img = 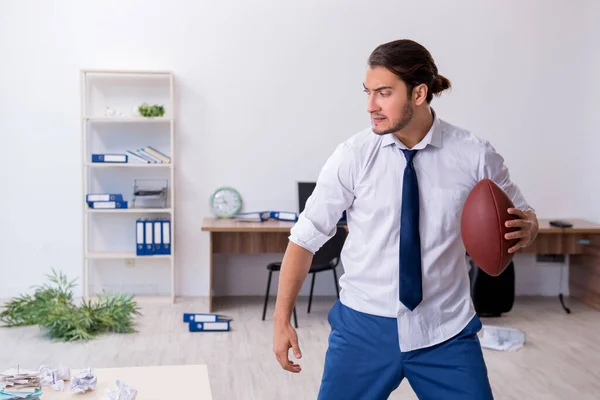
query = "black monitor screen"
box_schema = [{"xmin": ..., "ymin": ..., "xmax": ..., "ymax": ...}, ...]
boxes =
[
  {"xmin": 297, "ymin": 181, "xmax": 316, "ymax": 214},
  {"xmin": 297, "ymin": 181, "xmax": 347, "ymax": 222}
]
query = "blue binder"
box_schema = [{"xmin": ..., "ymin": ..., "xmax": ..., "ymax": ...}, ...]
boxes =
[
  {"xmin": 144, "ymin": 220, "xmax": 154, "ymax": 255},
  {"xmin": 183, "ymin": 313, "xmax": 232, "ymax": 323},
  {"xmin": 136, "ymin": 220, "xmax": 145, "ymax": 256},
  {"xmin": 270, "ymin": 211, "xmax": 298, "ymax": 222},
  {"xmin": 86, "ymin": 193, "xmax": 123, "ymax": 204},
  {"xmin": 162, "ymin": 220, "xmax": 171, "ymax": 255},
  {"xmin": 188, "ymin": 320, "xmax": 231, "ymax": 332},
  {"xmin": 232, "ymin": 211, "xmax": 271, "ymax": 222},
  {"xmin": 91, "ymin": 154, "xmax": 127, "ymax": 163},
  {"xmin": 153, "ymin": 220, "xmax": 162, "ymax": 254},
  {"xmin": 89, "ymin": 200, "xmax": 128, "ymax": 209}
]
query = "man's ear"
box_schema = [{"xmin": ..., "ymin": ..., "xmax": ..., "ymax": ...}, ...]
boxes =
[{"xmin": 413, "ymin": 83, "xmax": 428, "ymax": 106}]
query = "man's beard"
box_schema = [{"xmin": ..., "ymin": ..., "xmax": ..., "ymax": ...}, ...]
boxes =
[{"xmin": 372, "ymin": 102, "xmax": 413, "ymax": 135}]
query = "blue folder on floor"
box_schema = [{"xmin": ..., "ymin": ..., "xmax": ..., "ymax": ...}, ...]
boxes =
[
  {"xmin": 183, "ymin": 313, "xmax": 232, "ymax": 323},
  {"xmin": 188, "ymin": 320, "xmax": 231, "ymax": 332}
]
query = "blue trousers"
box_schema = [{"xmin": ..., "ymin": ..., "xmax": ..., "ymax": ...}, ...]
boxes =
[{"xmin": 317, "ymin": 300, "xmax": 494, "ymax": 400}]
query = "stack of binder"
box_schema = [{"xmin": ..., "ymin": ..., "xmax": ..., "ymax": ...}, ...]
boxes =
[
  {"xmin": 136, "ymin": 218, "xmax": 171, "ymax": 256},
  {"xmin": 126, "ymin": 146, "xmax": 171, "ymax": 164},
  {"xmin": 86, "ymin": 193, "xmax": 128, "ymax": 209},
  {"xmin": 233, "ymin": 211, "xmax": 298, "ymax": 222},
  {"xmin": 92, "ymin": 146, "xmax": 171, "ymax": 164},
  {"xmin": 183, "ymin": 313, "xmax": 231, "ymax": 332}
]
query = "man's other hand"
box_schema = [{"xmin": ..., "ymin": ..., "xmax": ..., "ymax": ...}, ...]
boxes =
[
  {"xmin": 504, "ymin": 208, "xmax": 539, "ymax": 253},
  {"xmin": 273, "ymin": 319, "xmax": 302, "ymax": 373}
]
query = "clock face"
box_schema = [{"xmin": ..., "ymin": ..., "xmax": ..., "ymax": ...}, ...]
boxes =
[{"xmin": 210, "ymin": 187, "xmax": 242, "ymax": 218}]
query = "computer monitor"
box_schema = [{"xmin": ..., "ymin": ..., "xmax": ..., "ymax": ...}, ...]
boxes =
[
  {"xmin": 297, "ymin": 181, "xmax": 316, "ymax": 214},
  {"xmin": 297, "ymin": 181, "xmax": 347, "ymax": 223}
]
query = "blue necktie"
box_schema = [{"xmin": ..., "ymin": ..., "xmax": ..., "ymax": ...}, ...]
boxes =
[{"xmin": 399, "ymin": 149, "xmax": 422, "ymax": 311}]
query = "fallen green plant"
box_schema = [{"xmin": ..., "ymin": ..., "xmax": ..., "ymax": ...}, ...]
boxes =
[{"xmin": 0, "ymin": 269, "xmax": 141, "ymax": 342}]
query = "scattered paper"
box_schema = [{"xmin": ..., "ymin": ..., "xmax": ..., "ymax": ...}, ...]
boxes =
[
  {"xmin": 480, "ymin": 325, "xmax": 525, "ymax": 351},
  {"xmin": 69, "ymin": 367, "xmax": 97, "ymax": 394},
  {"xmin": 0, "ymin": 367, "xmax": 42, "ymax": 398},
  {"xmin": 105, "ymin": 380, "xmax": 138, "ymax": 400},
  {"xmin": 39, "ymin": 364, "xmax": 70, "ymax": 391}
]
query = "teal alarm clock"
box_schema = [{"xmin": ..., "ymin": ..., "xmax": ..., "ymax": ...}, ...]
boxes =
[{"xmin": 210, "ymin": 186, "xmax": 242, "ymax": 218}]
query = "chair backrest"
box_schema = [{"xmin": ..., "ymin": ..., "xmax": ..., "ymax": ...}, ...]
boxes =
[{"xmin": 312, "ymin": 225, "xmax": 348, "ymax": 266}]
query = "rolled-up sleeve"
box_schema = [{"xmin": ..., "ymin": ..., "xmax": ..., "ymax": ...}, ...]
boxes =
[
  {"xmin": 478, "ymin": 140, "xmax": 534, "ymax": 213},
  {"xmin": 289, "ymin": 142, "xmax": 357, "ymax": 254}
]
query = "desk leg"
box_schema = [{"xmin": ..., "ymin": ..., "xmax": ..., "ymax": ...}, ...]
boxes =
[{"xmin": 558, "ymin": 256, "xmax": 571, "ymax": 313}]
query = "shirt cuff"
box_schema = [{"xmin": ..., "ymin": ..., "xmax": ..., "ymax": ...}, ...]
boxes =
[{"xmin": 288, "ymin": 214, "xmax": 335, "ymax": 254}]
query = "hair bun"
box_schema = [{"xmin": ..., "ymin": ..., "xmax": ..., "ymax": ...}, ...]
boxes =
[{"xmin": 432, "ymin": 74, "xmax": 451, "ymax": 94}]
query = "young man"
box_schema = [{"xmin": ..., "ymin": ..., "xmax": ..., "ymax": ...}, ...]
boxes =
[{"xmin": 272, "ymin": 39, "xmax": 538, "ymax": 399}]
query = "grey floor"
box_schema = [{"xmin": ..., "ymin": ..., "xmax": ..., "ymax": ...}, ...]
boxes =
[{"xmin": 1, "ymin": 296, "xmax": 599, "ymax": 400}]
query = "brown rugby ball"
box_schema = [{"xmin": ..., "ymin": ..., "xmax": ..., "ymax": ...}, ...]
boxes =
[{"xmin": 461, "ymin": 179, "xmax": 520, "ymax": 276}]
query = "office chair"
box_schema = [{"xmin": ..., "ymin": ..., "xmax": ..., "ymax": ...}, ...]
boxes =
[{"xmin": 261, "ymin": 224, "xmax": 348, "ymax": 328}]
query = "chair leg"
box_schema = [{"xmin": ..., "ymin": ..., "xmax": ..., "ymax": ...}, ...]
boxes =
[
  {"xmin": 332, "ymin": 268, "xmax": 340, "ymax": 299},
  {"xmin": 292, "ymin": 305, "xmax": 298, "ymax": 329},
  {"xmin": 307, "ymin": 272, "xmax": 316, "ymax": 313},
  {"xmin": 262, "ymin": 270, "xmax": 273, "ymax": 321}
]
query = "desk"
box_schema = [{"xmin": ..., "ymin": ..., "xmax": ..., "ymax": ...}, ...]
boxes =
[
  {"xmin": 42, "ymin": 365, "xmax": 212, "ymax": 399},
  {"xmin": 201, "ymin": 218, "xmax": 600, "ymax": 312}
]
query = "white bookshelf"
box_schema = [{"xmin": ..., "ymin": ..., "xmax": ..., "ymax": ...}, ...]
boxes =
[{"xmin": 81, "ymin": 69, "xmax": 176, "ymax": 303}]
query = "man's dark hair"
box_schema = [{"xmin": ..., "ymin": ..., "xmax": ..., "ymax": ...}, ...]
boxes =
[{"xmin": 368, "ymin": 39, "xmax": 451, "ymax": 103}]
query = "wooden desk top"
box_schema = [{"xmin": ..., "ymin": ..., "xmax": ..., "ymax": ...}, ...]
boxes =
[
  {"xmin": 536, "ymin": 219, "xmax": 600, "ymax": 234},
  {"xmin": 42, "ymin": 365, "xmax": 212, "ymax": 399},
  {"xmin": 201, "ymin": 217, "xmax": 295, "ymax": 232},
  {"xmin": 201, "ymin": 217, "xmax": 600, "ymax": 234}
]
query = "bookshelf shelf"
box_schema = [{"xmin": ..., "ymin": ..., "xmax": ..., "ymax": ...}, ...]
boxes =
[
  {"xmin": 81, "ymin": 69, "xmax": 176, "ymax": 303},
  {"xmin": 86, "ymin": 163, "xmax": 172, "ymax": 168},
  {"xmin": 86, "ymin": 252, "xmax": 173, "ymax": 260},
  {"xmin": 87, "ymin": 208, "xmax": 173, "ymax": 214},
  {"xmin": 81, "ymin": 69, "xmax": 172, "ymax": 76},
  {"xmin": 83, "ymin": 117, "xmax": 173, "ymax": 123}
]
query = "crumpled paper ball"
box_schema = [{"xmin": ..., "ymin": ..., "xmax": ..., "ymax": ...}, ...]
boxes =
[
  {"xmin": 70, "ymin": 367, "xmax": 97, "ymax": 393},
  {"xmin": 39, "ymin": 364, "xmax": 71, "ymax": 391},
  {"xmin": 105, "ymin": 380, "xmax": 138, "ymax": 400}
]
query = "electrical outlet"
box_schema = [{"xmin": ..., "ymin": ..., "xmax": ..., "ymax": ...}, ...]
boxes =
[{"xmin": 125, "ymin": 259, "xmax": 135, "ymax": 267}]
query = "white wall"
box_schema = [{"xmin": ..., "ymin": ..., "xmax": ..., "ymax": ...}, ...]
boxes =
[{"xmin": 0, "ymin": 0, "xmax": 598, "ymax": 300}]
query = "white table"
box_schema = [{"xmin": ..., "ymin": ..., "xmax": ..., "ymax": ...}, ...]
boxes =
[{"xmin": 41, "ymin": 364, "xmax": 212, "ymax": 399}]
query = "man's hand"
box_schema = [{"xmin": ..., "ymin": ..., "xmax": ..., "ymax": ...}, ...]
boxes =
[
  {"xmin": 504, "ymin": 208, "xmax": 539, "ymax": 253},
  {"xmin": 273, "ymin": 319, "xmax": 302, "ymax": 373},
  {"xmin": 272, "ymin": 241, "xmax": 312, "ymax": 373}
]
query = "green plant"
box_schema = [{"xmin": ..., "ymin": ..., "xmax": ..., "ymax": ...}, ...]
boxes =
[
  {"xmin": 138, "ymin": 103, "xmax": 165, "ymax": 118},
  {"xmin": 0, "ymin": 269, "xmax": 141, "ymax": 342}
]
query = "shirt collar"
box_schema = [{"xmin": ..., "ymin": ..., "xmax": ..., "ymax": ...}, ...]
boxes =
[{"xmin": 380, "ymin": 108, "xmax": 443, "ymax": 150}]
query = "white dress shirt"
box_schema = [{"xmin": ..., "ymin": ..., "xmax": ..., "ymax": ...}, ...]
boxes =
[{"xmin": 289, "ymin": 110, "xmax": 533, "ymax": 352}]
